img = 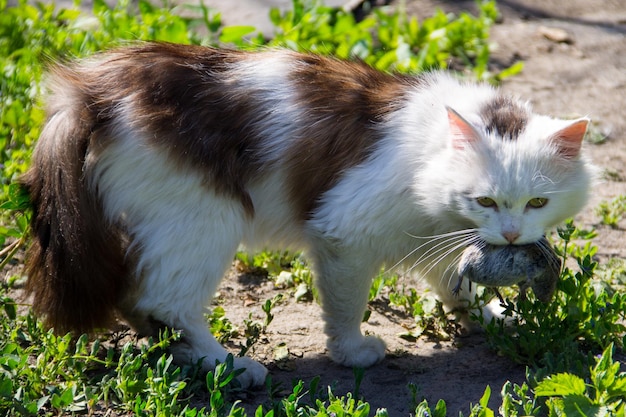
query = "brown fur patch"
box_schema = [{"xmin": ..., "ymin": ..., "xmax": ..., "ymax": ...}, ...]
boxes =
[
  {"xmin": 75, "ymin": 43, "xmax": 267, "ymax": 215},
  {"xmin": 285, "ymin": 54, "xmax": 414, "ymax": 220},
  {"xmin": 480, "ymin": 95, "xmax": 530, "ymax": 140}
]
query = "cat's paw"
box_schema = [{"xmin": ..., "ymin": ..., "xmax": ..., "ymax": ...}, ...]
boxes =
[
  {"xmin": 169, "ymin": 339, "xmax": 267, "ymax": 388},
  {"xmin": 459, "ymin": 298, "xmax": 513, "ymax": 333},
  {"xmin": 327, "ymin": 334, "xmax": 386, "ymax": 368},
  {"xmin": 233, "ymin": 356, "xmax": 268, "ymax": 388},
  {"xmin": 481, "ymin": 298, "xmax": 514, "ymax": 326}
]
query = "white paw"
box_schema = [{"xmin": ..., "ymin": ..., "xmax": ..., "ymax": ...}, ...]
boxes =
[
  {"xmin": 169, "ymin": 340, "xmax": 268, "ymax": 388},
  {"xmin": 481, "ymin": 298, "xmax": 513, "ymax": 324},
  {"xmin": 233, "ymin": 356, "xmax": 268, "ymax": 388},
  {"xmin": 328, "ymin": 334, "xmax": 386, "ymax": 368},
  {"xmin": 461, "ymin": 298, "xmax": 513, "ymax": 330}
]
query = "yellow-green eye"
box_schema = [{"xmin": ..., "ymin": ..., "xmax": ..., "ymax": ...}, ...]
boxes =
[
  {"xmin": 527, "ymin": 197, "xmax": 548, "ymax": 208},
  {"xmin": 476, "ymin": 197, "xmax": 497, "ymax": 208}
]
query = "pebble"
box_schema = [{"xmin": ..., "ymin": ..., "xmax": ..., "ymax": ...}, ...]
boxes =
[{"xmin": 538, "ymin": 26, "xmax": 574, "ymax": 44}]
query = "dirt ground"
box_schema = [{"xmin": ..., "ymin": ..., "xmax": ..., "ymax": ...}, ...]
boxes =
[
  {"xmin": 194, "ymin": 0, "xmax": 626, "ymax": 415},
  {"xmin": 12, "ymin": 0, "xmax": 626, "ymax": 415}
]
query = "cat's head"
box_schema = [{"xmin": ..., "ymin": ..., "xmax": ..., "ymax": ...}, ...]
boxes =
[{"xmin": 433, "ymin": 98, "xmax": 595, "ymax": 246}]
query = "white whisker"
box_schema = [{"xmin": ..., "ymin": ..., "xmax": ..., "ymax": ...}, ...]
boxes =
[
  {"xmin": 411, "ymin": 233, "xmax": 481, "ymax": 278},
  {"xmin": 442, "ymin": 250, "xmax": 465, "ymax": 290},
  {"xmin": 535, "ymin": 239, "xmax": 561, "ymax": 273},
  {"xmin": 384, "ymin": 228, "xmax": 477, "ymax": 273},
  {"xmin": 403, "ymin": 228, "xmax": 478, "ymax": 240},
  {"xmin": 406, "ymin": 233, "xmax": 472, "ymax": 274}
]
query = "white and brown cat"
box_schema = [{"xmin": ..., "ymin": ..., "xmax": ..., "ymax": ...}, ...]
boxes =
[{"xmin": 23, "ymin": 42, "xmax": 594, "ymax": 387}]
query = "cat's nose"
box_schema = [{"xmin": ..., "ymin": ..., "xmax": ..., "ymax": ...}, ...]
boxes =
[{"xmin": 502, "ymin": 231, "xmax": 520, "ymax": 243}]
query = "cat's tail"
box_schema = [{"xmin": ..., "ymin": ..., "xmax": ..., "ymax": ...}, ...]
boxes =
[{"xmin": 21, "ymin": 66, "xmax": 127, "ymax": 335}]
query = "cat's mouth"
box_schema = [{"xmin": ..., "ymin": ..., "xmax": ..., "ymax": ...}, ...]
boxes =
[{"xmin": 454, "ymin": 237, "xmax": 560, "ymax": 302}]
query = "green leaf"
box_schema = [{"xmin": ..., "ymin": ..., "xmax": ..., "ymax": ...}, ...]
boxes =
[
  {"xmin": 496, "ymin": 60, "xmax": 524, "ymax": 80},
  {"xmin": 535, "ymin": 373, "xmax": 587, "ymax": 397},
  {"xmin": 433, "ymin": 399, "xmax": 447, "ymax": 417},
  {"xmin": 0, "ymin": 375, "xmax": 13, "ymax": 397},
  {"xmin": 561, "ymin": 396, "xmax": 601, "ymax": 416},
  {"xmin": 480, "ymin": 385, "xmax": 491, "ymax": 407},
  {"xmin": 3, "ymin": 297, "xmax": 16, "ymax": 320},
  {"xmin": 219, "ymin": 25, "xmax": 257, "ymax": 43}
]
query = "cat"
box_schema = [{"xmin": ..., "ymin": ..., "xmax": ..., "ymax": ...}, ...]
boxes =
[{"xmin": 22, "ymin": 42, "xmax": 595, "ymax": 388}]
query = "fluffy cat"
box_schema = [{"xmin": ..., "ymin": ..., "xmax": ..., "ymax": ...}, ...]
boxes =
[{"xmin": 23, "ymin": 42, "xmax": 594, "ymax": 388}]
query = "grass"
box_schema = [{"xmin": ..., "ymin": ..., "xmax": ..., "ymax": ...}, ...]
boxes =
[
  {"xmin": 0, "ymin": 0, "xmax": 624, "ymax": 415},
  {"xmin": 596, "ymin": 195, "xmax": 626, "ymax": 228}
]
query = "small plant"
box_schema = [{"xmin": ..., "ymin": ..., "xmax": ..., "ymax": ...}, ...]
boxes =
[
  {"xmin": 596, "ymin": 194, "xmax": 626, "ymax": 228},
  {"xmin": 387, "ymin": 284, "xmax": 455, "ymax": 341},
  {"xmin": 208, "ymin": 306, "xmax": 239, "ymax": 344},
  {"xmin": 228, "ymin": 296, "xmax": 280, "ymax": 357},
  {"xmin": 236, "ymin": 250, "xmax": 296, "ymax": 278},
  {"xmin": 499, "ymin": 380, "xmax": 541, "ymax": 417},
  {"xmin": 205, "ymin": 354, "xmax": 246, "ymax": 417},
  {"xmin": 535, "ymin": 343, "xmax": 626, "ymax": 416},
  {"xmin": 237, "ymin": 251, "xmax": 316, "ymax": 301}
]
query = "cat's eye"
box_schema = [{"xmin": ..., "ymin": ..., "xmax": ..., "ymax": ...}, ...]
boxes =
[
  {"xmin": 476, "ymin": 197, "xmax": 497, "ymax": 208},
  {"xmin": 527, "ymin": 197, "xmax": 549, "ymax": 209}
]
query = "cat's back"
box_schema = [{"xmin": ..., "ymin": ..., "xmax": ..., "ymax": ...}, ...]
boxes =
[{"xmin": 44, "ymin": 44, "xmax": 433, "ymax": 228}]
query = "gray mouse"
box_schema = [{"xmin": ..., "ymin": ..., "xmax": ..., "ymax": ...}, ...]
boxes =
[{"xmin": 454, "ymin": 238, "xmax": 561, "ymax": 302}]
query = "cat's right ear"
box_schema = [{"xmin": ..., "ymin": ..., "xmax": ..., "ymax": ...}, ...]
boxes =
[
  {"xmin": 447, "ymin": 107, "xmax": 481, "ymax": 150},
  {"xmin": 549, "ymin": 118, "xmax": 589, "ymax": 159}
]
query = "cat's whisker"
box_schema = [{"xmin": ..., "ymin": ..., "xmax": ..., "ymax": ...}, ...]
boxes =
[
  {"xmin": 542, "ymin": 187, "xmax": 579, "ymax": 196},
  {"xmin": 406, "ymin": 232, "xmax": 476, "ymax": 274},
  {"xmin": 418, "ymin": 238, "xmax": 476, "ymax": 280},
  {"xmin": 403, "ymin": 228, "xmax": 479, "ymax": 240},
  {"xmin": 384, "ymin": 229, "xmax": 477, "ymax": 274},
  {"xmin": 534, "ymin": 239, "xmax": 562, "ymax": 273},
  {"xmin": 442, "ymin": 251, "xmax": 465, "ymax": 290},
  {"xmin": 410, "ymin": 233, "xmax": 481, "ymax": 278}
]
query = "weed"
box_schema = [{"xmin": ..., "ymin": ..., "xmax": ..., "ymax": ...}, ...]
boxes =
[
  {"xmin": 205, "ymin": 354, "xmax": 246, "ymax": 417},
  {"xmin": 387, "ymin": 284, "xmax": 455, "ymax": 341},
  {"xmin": 535, "ymin": 343, "xmax": 626, "ymax": 415},
  {"xmin": 596, "ymin": 194, "xmax": 626, "ymax": 228},
  {"xmin": 208, "ymin": 306, "xmax": 239, "ymax": 344},
  {"xmin": 499, "ymin": 380, "xmax": 540, "ymax": 416}
]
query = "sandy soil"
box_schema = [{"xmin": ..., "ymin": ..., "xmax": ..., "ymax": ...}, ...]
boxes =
[{"xmin": 194, "ymin": 0, "xmax": 626, "ymax": 415}]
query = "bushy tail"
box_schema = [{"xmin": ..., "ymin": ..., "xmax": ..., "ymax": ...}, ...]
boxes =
[{"xmin": 22, "ymin": 69, "xmax": 127, "ymax": 334}]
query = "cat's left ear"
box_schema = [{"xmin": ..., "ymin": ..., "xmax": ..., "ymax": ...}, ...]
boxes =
[
  {"xmin": 549, "ymin": 118, "xmax": 589, "ymax": 159},
  {"xmin": 447, "ymin": 107, "xmax": 481, "ymax": 150}
]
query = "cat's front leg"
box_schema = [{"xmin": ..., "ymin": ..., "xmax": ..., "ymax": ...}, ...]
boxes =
[{"xmin": 311, "ymin": 247, "xmax": 386, "ymax": 367}]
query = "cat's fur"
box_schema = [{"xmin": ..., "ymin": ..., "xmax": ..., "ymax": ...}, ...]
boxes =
[{"xmin": 23, "ymin": 42, "xmax": 594, "ymax": 387}]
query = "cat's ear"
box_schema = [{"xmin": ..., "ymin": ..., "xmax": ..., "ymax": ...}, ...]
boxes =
[
  {"xmin": 447, "ymin": 107, "xmax": 481, "ymax": 150},
  {"xmin": 549, "ymin": 118, "xmax": 589, "ymax": 159}
]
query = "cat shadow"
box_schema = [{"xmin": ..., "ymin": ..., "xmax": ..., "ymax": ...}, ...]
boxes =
[{"xmin": 225, "ymin": 332, "xmax": 525, "ymax": 416}]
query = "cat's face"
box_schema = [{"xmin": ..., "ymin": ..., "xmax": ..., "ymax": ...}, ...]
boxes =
[{"xmin": 444, "ymin": 108, "xmax": 593, "ymax": 246}]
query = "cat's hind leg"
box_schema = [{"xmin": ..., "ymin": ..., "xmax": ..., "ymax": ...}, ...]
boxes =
[
  {"xmin": 122, "ymin": 194, "xmax": 267, "ymax": 388},
  {"xmin": 92, "ymin": 139, "xmax": 267, "ymax": 388}
]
